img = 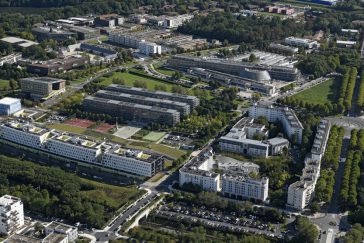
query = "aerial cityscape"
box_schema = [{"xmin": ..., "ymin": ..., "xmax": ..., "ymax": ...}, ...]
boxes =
[{"xmin": 0, "ymin": 0, "xmax": 363, "ymax": 242}]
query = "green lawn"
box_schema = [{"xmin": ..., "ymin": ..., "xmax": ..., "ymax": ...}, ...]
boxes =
[
  {"xmin": 143, "ymin": 132, "xmax": 166, "ymax": 142},
  {"xmin": 291, "ymin": 79, "xmax": 338, "ymax": 105},
  {"xmin": 155, "ymin": 67, "xmax": 176, "ymax": 76},
  {"xmin": 99, "ymin": 71, "xmax": 176, "ymax": 91},
  {"xmin": 0, "ymin": 79, "xmax": 9, "ymax": 90},
  {"xmin": 80, "ymin": 178, "xmax": 143, "ymax": 208},
  {"xmin": 150, "ymin": 144, "xmax": 186, "ymax": 159}
]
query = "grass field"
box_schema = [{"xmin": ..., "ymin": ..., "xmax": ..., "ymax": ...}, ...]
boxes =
[
  {"xmin": 99, "ymin": 71, "xmax": 176, "ymax": 91},
  {"xmin": 0, "ymin": 79, "xmax": 9, "ymax": 90},
  {"xmin": 80, "ymin": 178, "xmax": 143, "ymax": 208},
  {"xmin": 143, "ymin": 132, "xmax": 166, "ymax": 142},
  {"xmin": 291, "ymin": 79, "xmax": 338, "ymax": 105},
  {"xmin": 155, "ymin": 67, "xmax": 176, "ymax": 76}
]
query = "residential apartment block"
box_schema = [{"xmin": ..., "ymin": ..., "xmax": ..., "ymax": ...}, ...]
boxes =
[
  {"xmin": 286, "ymin": 119, "xmax": 330, "ymax": 210},
  {"xmin": 219, "ymin": 117, "xmax": 289, "ymax": 158},
  {"xmin": 0, "ymin": 195, "xmax": 24, "ymax": 236},
  {"xmin": 179, "ymin": 148, "xmax": 269, "ymax": 202},
  {"xmin": 0, "ymin": 121, "xmax": 164, "ymax": 177},
  {"xmin": 248, "ymin": 103, "xmax": 303, "ymax": 144},
  {"xmin": 163, "ymin": 14, "xmax": 194, "ymax": 28},
  {"xmin": 109, "ymin": 32, "xmax": 162, "ymax": 55},
  {"xmin": 20, "ymin": 77, "xmax": 66, "ymax": 101}
]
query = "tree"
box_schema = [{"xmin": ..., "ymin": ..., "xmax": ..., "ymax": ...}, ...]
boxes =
[
  {"xmin": 292, "ymin": 216, "xmax": 319, "ymax": 243},
  {"xmin": 249, "ymin": 53, "xmax": 258, "ymax": 62},
  {"xmin": 133, "ymin": 80, "xmax": 147, "ymax": 89}
]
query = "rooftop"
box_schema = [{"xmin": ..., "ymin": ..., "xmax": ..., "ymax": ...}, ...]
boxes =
[
  {"xmin": 4, "ymin": 234, "xmax": 41, "ymax": 243},
  {"xmin": 1, "ymin": 36, "xmax": 38, "ymax": 48},
  {"xmin": 0, "ymin": 97, "xmax": 21, "ymax": 105},
  {"xmin": 43, "ymin": 232, "xmax": 68, "ymax": 243},
  {"xmin": 46, "ymin": 221, "xmax": 76, "ymax": 232},
  {"xmin": 111, "ymin": 147, "xmax": 160, "ymax": 163},
  {"xmin": 0, "ymin": 195, "xmax": 21, "ymax": 206},
  {"xmin": 20, "ymin": 77, "xmax": 65, "ymax": 84}
]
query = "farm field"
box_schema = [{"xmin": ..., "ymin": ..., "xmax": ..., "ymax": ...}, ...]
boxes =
[{"xmin": 291, "ymin": 79, "xmax": 338, "ymax": 105}]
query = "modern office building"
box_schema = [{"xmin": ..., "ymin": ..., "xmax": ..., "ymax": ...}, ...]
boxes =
[
  {"xmin": 67, "ymin": 25, "xmax": 100, "ymax": 40},
  {"xmin": 45, "ymin": 221, "xmax": 78, "ymax": 242},
  {"xmin": 32, "ymin": 24, "xmax": 78, "ymax": 41},
  {"xmin": 249, "ymin": 103, "xmax": 303, "ymax": 144},
  {"xmin": 0, "ymin": 98, "xmax": 22, "ymax": 116},
  {"xmin": 27, "ymin": 56, "xmax": 89, "ymax": 75},
  {"xmin": 20, "ymin": 77, "xmax": 66, "ymax": 100},
  {"xmin": 105, "ymin": 84, "xmax": 200, "ymax": 109},
  {"xmin": 138, "ymin": 41, "xmax": 162, "ymax": 55},
  {"xmin": 221, "ymin": 174, "xmax": 269, "ymax": 202},
  {"xmin": 179, "ymin": 148, "xmax": 269, "ymax": 201},
  {"xmin": 0, "ymin": 53, "xmax": 22, "ymax": 67},
  {"xmin": 286, "ymin": 119, "xmax": 330, "ymax": 210},
  {"xmin": 108, "ymin": 32, "xmax": 162, "ymax": 56},
  {"xmin": 94, "ymin": 14, "xmax": 124, "ymax": 27},
  {"xmin": 80, "ymin": 43, "xmax": 118, "ymax": 61},
  {"xmin": 219, "ymin": 117, "xmax": 289, "ymax": 158},
  {"xmin": 95, "ymin": 90, "xmax": 191, "ymax": 116},
  {"xmin": 83, "ymin": 96, "xmax": 180, "ymax": 126},
  {"xmin": 269, "ymin": 43, "xmax": 299, "ymax": 56},
  {"xmin": 163, "ymin": 14, "xmax": 194, "ymax": 29},
  {"xmin": 284, "ymin": 37, "xmax": 319, "ymax": 49},
  {"xmin": 0, "ymin": 195, "xmax": 24, "ymax": 236},
  {"xmin": 0, "ymin": 120, "xmax": 164, "ymax": 177},
  {"xmin": 167, "ymin": 55, "xmax": 299, "ymax": 81},
  {"xmin": 101, "ymin": 148, "xmax": 164, "ymax": 177}
]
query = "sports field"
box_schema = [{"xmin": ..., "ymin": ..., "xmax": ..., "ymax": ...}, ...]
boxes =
[
  {"xmin": 291, "ymin": 79, "xmax": 338, "ymax": 105},
  {"xmin": 143, "ymin": 132, "xmax": 166, "ymax": 142}
]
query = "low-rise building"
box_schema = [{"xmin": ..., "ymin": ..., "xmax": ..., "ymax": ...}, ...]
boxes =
[
  {"xmin": 269, "ymin": 43, "xmax": 299, "ymax": 56},
  {"xmin": 285, "ymin": 37, "xmax": 319, "ymax": 49},
  {"xmin": 27, "ymin": 56, "xmax": 89, "ymax": 76},
  {"xmin": 45, "ymin": 221, "xmax": 78, "ymax": 242},
  {"xmin": 0, "ymin": 195, "xmax": 24, "ymax": 236},
  {"xmin": 32, "ymin": 24, "xmax": 78, "ymax": 41},
  {"xmin": 79, "ymin": 43, "xmax": 118, "ymax": 61},
  {"xmin": 0, "ymin": 37, "xmax": 38, "ymax": 48},
  {"xmin": 138, "ymin": 41, "xmax": 162, "ymax": 55},
  {"xmin": 163, "ymin": 14, "xmax": 194, "ymax": 29},
  {"xmin": 94, "ymin": 14, "xmax": 124, "ymax": 27},
  {"xmin": 20, "ymin": 77, "xmax": 66, "ymax": 101},
  {"xmin": 0, "ymin": 98, "xmax": 22, "ymax": 116},
  {"xmin": 0, "ymin": 53, "xmax": 22, "ymax": 66}
]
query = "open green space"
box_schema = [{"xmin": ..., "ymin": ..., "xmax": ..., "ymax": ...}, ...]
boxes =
[
  {"xmin": 80, "ymin": 178, "xmax": 142, "ymax": 208},
  {"xmin": 155, "ymin": 67, "xmax": 176, "ymax": 76},
  {"xmin": 0, "ymin": 79, "xmax": 9, "ymax": 90},
  {"xmin": 143, "ymin": 131, "xmax": 166, "ymax": 142},
  {"xmin": 98, "ymin": 71, "xmax": 176, "ymax": 91},
  {"xmin": 291, "ymin": 79, "xmax": 338, "ymax": 105}
]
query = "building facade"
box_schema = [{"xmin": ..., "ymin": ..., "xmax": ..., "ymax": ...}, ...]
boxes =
[
  {"xmin": 20, "ymin": 77, "xmax": 66, "ymax": 100},
  {"xmin": 0, "ymin": 98, "xmax": 22, "ymax": 116},
  {"xmin": 0, "ymin": 195, "xmax": 24, "ymax": 236}
]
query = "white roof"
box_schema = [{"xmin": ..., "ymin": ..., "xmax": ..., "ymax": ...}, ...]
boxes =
[
  {"xmin": 0, "ymin": 97, "xmax": 20, "ymax": 105},
  {"xmin": 1, "ymin": 36, "xmax": 38, "ymax": 47},
  {"xmin": 337, "ymin": 40, "xmax": 357, "ymax": 45},
  {"xmin": 341, "ymin": 29, "xmax": 359, "ymax": 33},
  {"xmin": 0, "ymin": 195, "xmax": 20, "ymax": 206}
]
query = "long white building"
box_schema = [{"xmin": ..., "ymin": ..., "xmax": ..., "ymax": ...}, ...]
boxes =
[
  {"xmin": 222, "ymin": 174, "xmax": 269, "ymax": 202},
  {"xmin": 286, "ymin": 119, "xmax": 330, "ymax": 210},
  {"xmin": 249, "ymin": 103, "xmax": 303, "ymax": 144},
  {"xmin": 163, "ymin": 14, "xmax": 194, "ymax": 29},
  {"xmin": 0, "ymin": 195, "xmax": 24, "ymax": 236},
  {"xmin": 179, "ymin": 148, "xmax": 269, "ymax": 201},
  {"xmin": 285, "ymin": 37, "xmax": 319, "ymax": 49},
  {"xmin": 0, "ymin": 121, "xmax": 164, "ymax": 177}
]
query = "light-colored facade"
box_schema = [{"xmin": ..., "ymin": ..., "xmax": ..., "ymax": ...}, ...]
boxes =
[
  {"xmin": 20, "ymin": 77, "xmax": 66, "ymax": 101},
  {"xmin": 0, "ymin": 98, "xmax": 22, "ymax": 116},
  {"xmin": 0, "ymin": 54, "xmax": 21, "ymax": 67},
  {"xmin": 138, "ymin": 41, "xmax": 162, "ymax": 55},
  {"xmin": 45, "ymin": 221, "xmax": 78, "ymax": 242},
  {"xmin": 284, "ymin": 37, "xmax": 319, "ymax": 49},
  {"xmin": 221, "ymin": 174, "xmax": 269, "ymax": 202},
  {"xmin": 286, "ymin": 119, "xmax": 330, "ymax": 210},
  {"xmin": 163, "ymin": 14, "xmax": 194, "ymax": 28},
  {"xmin": 0, "ymin": 121, "xmax": 164, "ymax": 178},
  {"xmin": 249, "ymin": 103, "xmax": 303, "ymax": 144},
  {"xmin": 0, "ymin": 195, "xmax": 24, "ymax": 236}
]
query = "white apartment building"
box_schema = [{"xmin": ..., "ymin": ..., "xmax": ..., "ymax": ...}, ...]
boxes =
[
  {"xmin": 286, "ymin": 119, "xmax": 330, "ymax": 210},
  {"xmin": 179, "ymin": 149, "xmax": 221, "ymax": 191},
  {"xmin": 109, "ymin": 32, "xmax": 162, "ymax": 56},
  {"xmin": 138, "ymin": 41, "xmax": 162, "ymax": 55},
  {"xmin": 45, "ymin": 221, "xmax": 78, "ymax": 242},
  {"xmin": 0, "ymin": 53, "xmax": 21, "ymax": 67},
  {"xmin": 0, "ymin": 195, "xmax": 24, "ymax": 236},
  {"xmin": 163, "ymin": 14, "xmax": 194, "ymax": 29},
  {"xmin": 0, "ymin": 122, "xmax": 50, "ymax": 149},
  {"xmin": 249, "ymin": 103, "xmax": 303, "ymax": 144},
  {"xmin": 46, "ymin": 134, "xmax": 103, "ymax": 164},
  {"xmin": 101, "ymin": 148, "xmax": 164, "ymax": 177},
  {"xmin": 284, "ymin": 37, "xmax": 319, "ymax": 49},
  {"xmin": 221, "ymin": 174, "xmax": 269, "ymax": 202}
]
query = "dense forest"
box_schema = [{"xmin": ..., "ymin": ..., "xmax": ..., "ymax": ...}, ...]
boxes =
[{"xmin": 0, "ymin": 155, "xmax": 142, "ymax": 228}]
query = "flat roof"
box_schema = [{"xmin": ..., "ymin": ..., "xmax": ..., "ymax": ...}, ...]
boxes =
[
  {"xmin": 0, "ymin": 97, "xmax": 20, "ymax": 105},
  {"xmin": 0, "ymin": 195, "xmax": 21, "ymax": 206},
  {"xmin": 21, "ymin": 77, "xmax": 65, "ymax": 84},
  {"xmin": 1, "ymin": 36, "xmax": 38, "ymax": 47}
]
